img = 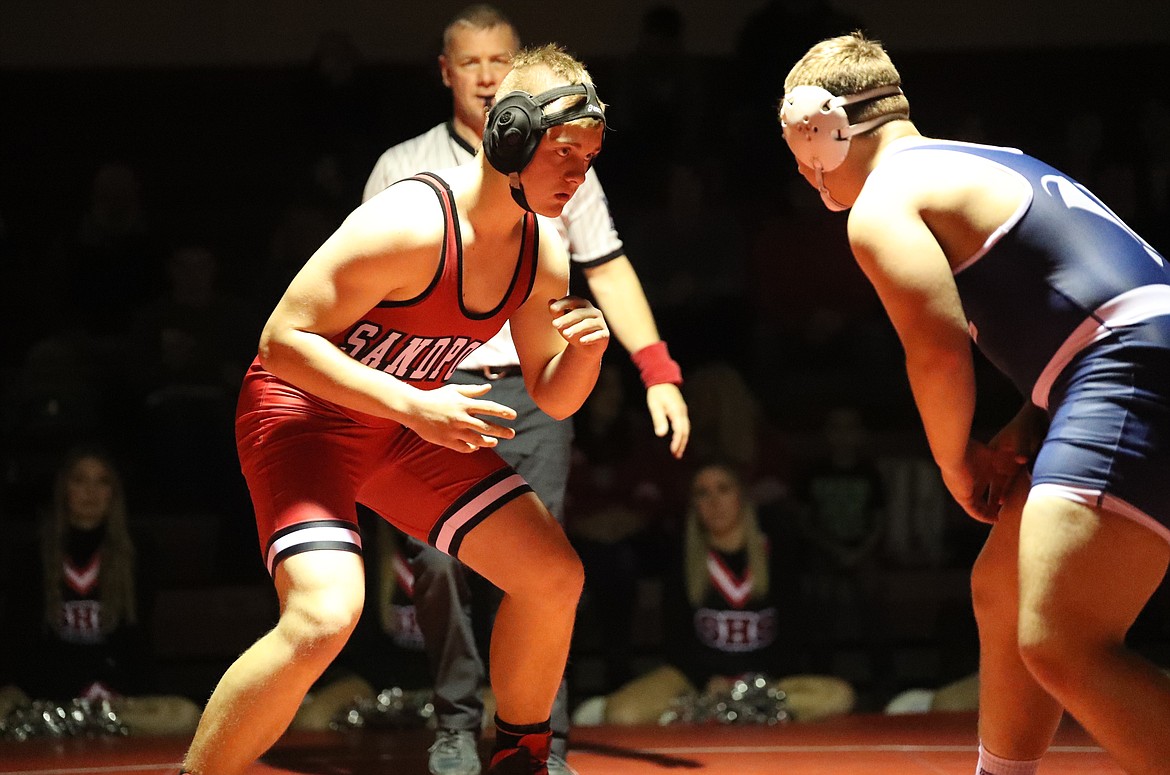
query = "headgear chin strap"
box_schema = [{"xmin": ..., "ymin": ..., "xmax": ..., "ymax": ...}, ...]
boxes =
[
  {"xmin": 779, "ymin": 83, "xmax": 905, "ymax": 211},
  {"xmin": 484, "ymin": 82, "xmax": 606, "ymax": 211}
]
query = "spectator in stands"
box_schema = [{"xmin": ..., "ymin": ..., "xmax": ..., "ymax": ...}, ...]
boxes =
[
  {"xmin": 604, "ymin": 4, "xmax": 708, "ymax": 205},
  {"xmin": 793, "ymin": 406, "xmax": 887, "ymax": 576},
  {"xmin": 728, "ymin": 0, "xmax": 866, "ymax": 203},
  {"xmin": 1, "ymin": 443, "xmax": 199, "ymax": 734},
  {"xmin": 299, "ymin": 29, "xmax": 382, "ymax": 207},
  {"xmin": 572, "ymin": 459, "xmax": 854, "ymax": 726},
  {"xmin": 1, "ymin": 324, "xmax": 117, "ymax": 518}
]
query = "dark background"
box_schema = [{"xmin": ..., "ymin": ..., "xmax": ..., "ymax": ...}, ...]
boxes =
[{"xmin": 2, "ymin": 0, "xmax": 1168, "ymax": 711}]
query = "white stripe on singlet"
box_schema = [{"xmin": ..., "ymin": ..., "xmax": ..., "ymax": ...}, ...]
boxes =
[
  {"xmin": 1031, "ymin": 483, "xmax": 1170, "ymax": 545},
  {"xmin": 266, "ymin": 523, "xmax": 363, "ymax": 575},
  {"xmin": 1031, "ymin": 285, "xmax": 1170, "ymax": 409},
  {"xmin": 433, "ymin": 473, "xmax": 529, "ymax": 555}
]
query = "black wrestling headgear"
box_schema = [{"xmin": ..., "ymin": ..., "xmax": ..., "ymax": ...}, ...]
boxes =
[{"xmin": 483, "ymin": 82, "xmax": 606, "ymax": 175}]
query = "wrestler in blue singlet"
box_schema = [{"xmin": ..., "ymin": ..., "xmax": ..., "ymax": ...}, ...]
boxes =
[{"xmin": 889, "ymin": 140, "xmax": 1170, "ymax": 540}]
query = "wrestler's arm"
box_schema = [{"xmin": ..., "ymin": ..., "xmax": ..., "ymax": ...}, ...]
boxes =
[
  {"xmin": 258, "ymin": 184, "xmax": 516, "ymax": 449},
  {"xmin": 847, "ymin": 184, "xmax": 990, "ymax": 520},
  {"xmin": 511, "ymin": 224, "xmax": 609, "ymax": 420}
]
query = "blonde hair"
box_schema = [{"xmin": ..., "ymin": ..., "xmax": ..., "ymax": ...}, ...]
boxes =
[
  {"xmin": 783, "ymin": 31, "xmax": 909, "ymax": 126},
  {"xmin": 683, "ymin": 461, "xmax": 770, "ymax": 607},
  {"xmin": 496, "ymin": 44, "xmax": 605, "ymax": 120},
  {"xmin": 41, "ymin": 445, "xmax": 137, "ymax": 634}
]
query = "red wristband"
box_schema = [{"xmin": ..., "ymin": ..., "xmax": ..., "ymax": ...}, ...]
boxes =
[{"xmin": 631, "ymin": 341, "xmax": 683, "ymax": 388}]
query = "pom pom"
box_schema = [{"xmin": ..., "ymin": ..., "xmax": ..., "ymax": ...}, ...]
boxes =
[
  {"xmin": 659, "ymin": 673, "xmax": 792, "ymax": 726},
  {"xmin": 330, "ymin": 686, "xmax": 434, "ymax": 731},
  {"xmin": 0, "ymin": 697, "xmax": 128, "ymax": 740}
]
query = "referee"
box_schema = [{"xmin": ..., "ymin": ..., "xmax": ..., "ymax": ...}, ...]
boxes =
[{"xmin": 362, "ymin": 5, "xmax": 689, "ymax": 775}]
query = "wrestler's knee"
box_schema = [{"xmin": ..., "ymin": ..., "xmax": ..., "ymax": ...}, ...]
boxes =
[
  {"xmin": 970, "ymin": 532, "xmax": 1018, "ymax": 635},
  {"xmin": 512, "ymin": 540, "xmax": 583, "ymax": 607},
  {"xmin": 285, "ymin": 595, "xmax": 362, "ymax": 651},
  {"xmin": 1016, "ymin": 615, "xmax": 1108, "ymax": 696},
  {"xmin": 552, "ymin": 548, "xmax": 585, "ymax": 603},
  {"xmin": 278, "ymin": 573, "xmax": 364, "ymax": 656},
  {"xmin": 970, "ymin": 552, "xmax": 1009, "ymax": 625},
  {"xmin": 458, "ymin": 497, "xmax": 583, "ymax": 605}
]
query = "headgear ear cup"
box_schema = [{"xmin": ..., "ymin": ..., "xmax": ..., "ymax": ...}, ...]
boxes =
[
  {"xmin": 779, "ymin": 83, "xmax": 905, "ymax": 173},
  {"xmin": 780, "ymin": 85, "xmax": 853, "ymax": 172},
  {"xmin": 484, "ymin": 83, "xmax": 607, "ymax": 175},
  {"xmin": 484, "ymin": 92, "xmax": 545, "ymax": 174},
  {"xmin": 779, "ymin": 83, "xmax": 905, "ymax": 211}
]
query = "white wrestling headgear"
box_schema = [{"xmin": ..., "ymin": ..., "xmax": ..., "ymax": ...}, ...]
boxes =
[{"xmin": 779, "ymin": 83, "xmax": 905, "ymax": 211}]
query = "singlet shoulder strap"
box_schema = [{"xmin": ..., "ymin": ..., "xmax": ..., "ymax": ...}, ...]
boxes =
[
  {"xmin": 393, "ymin": 173, "xmax": 538, "ymax": 317},
  {"xmin": 515, "ymin": 212, "xmax": 540, "ymax": 307},
  {"xmin": 407, "ymin": 172, "xmax": 461, "ymax": 254},
  {"xmin": 374, "ymin": 172, "xmax": 461, "ymax": 308}
]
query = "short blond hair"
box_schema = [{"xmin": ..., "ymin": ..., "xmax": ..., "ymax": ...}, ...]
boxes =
[
  {"xmin": 783, "ymin": 31, "xmax": 909, "ymax": 125},
  {"xmin": 497, "ymin": 44, "xmax": 605, "ymax": 120},
  {"xmin": 502, "ymin": 44, "xmax": 593, "ymax": 90}
]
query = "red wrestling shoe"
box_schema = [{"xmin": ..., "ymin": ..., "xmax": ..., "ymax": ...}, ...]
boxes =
[{"xmin": 487, "ymin": 732, "xmax": 551, "ymax": 775}]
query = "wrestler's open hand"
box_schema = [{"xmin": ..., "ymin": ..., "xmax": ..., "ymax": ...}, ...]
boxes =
[
  {"xmin": 406, "ymin": 383, "xmax": 516, "ymax": 453},
  {"xmin": 550, "ymin": 296, "xmax": 610, "ymax": 352}
]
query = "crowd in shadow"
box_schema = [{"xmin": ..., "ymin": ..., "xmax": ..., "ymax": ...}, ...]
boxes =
[{"xmin": 2, "ymin": 2, "xmax": 1170, "ymax": 732}]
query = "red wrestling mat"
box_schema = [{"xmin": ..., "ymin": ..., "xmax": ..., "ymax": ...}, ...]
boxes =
[{"xmin": 0, "ymin": 712, "xmax": 1123, "ymax": 774}]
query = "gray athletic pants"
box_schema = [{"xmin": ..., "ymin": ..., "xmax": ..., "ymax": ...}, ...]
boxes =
[{"xmin": 405, "ymin": 368, "xmax": 574, "ymax": 751}]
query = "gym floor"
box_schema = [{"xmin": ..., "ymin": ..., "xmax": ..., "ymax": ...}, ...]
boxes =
[{"xmin": 0, "ymin": 711, "xmax": 1124, "ymax": 774}]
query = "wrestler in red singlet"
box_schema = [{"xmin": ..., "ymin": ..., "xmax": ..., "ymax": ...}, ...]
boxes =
[{"xmin": 237, "ymin": 172, "xmax": 539, "ymax": 575}]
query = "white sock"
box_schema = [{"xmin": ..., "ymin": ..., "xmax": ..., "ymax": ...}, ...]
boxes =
[{"xmin": 976, "ymin": 743, "xmax": 1042, "ymax": 775}]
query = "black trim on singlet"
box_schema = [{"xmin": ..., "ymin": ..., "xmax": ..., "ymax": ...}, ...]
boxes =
[
  {"xmin": 373, "ymin": 172, "xmax": 537, "ymax": 321},
  {"xmin": 429, "ymin": 467, "xmax": 513, "ymax": 541},
  {"xmin": 447, "ymin": 483, "xmax": 532, "ymax": 557},
  {"xmin": 270, "ymin": 541, "xmax": 363, "ymax": 575},
  {"xmin": 456, "ymin": 210, "xmax": 532, "ymax": 321},
  {"xmin": 265, "ymin": 518, "xmax": 363, "ymax": 552},
  {"xmin": 426, "ymin": 468, "xmax": 535, "ymax": 556},
  {"xmin": 265, "ymin": 518, "xmax": 364, "ymax": 575},
  {"xmin": 375, "ymin": 174, "xmax": 448, "ymax": 308},
  {"xmin": 516, "ymin": 214, "xmax": 540, "ymax": 310}
]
